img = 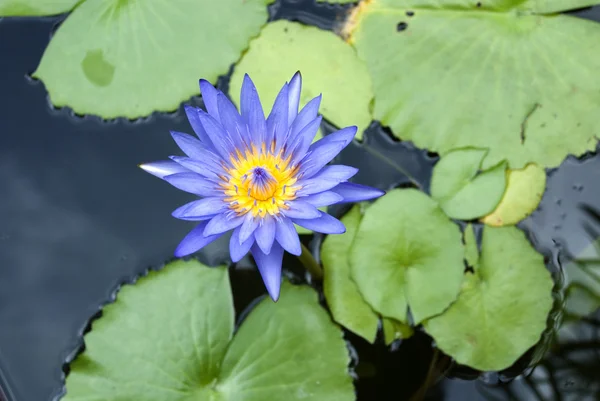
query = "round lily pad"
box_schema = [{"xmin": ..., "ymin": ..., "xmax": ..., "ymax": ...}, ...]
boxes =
[
  {"xmin": 430, "ymin": 148, "xmax": 507, "ymax": 220},
  {"xmin": 350, "ymin": 189, "xmax": 465, "ymax": 324},
  {"xmin": 63, "ymin": 260, "xmax": 354, "ymax": 401},
  {"xmin": 423, "ymin": 226, "xmax": 554, "ymax": 371},
  {"xmin": 347, "ymin": 0, "xmax": 600, "ymax": 169},
  {"xmin": 230, "ymin": 20, "xmax": 373, "ymax": 139},
  {"xmin": 481, "ymin": 163, "xmax": 546, "ymax": 226},
  {"xmin": 322, "ymin": 204, "xmax": 380, "ymax": 343},
  {"xmin": 0, "ymin": 0, "xmax": 79, "ymax": 15},
  {"xmin": 33, "ymin": 0, "xmax": 273, "ymax": 119}
]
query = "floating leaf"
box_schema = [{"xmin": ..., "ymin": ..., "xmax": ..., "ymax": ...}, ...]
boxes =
[
  {"xmin": 230, "ymin": 20, "xmax": 373, "ymax": 139},
  {"xmin": 430, "ymin": 148, "xmax": 507, "ymax": 220},
  {"xmin": 424, "ymin": 226, "xmax": 554, "ymax": 371},
  {"xmin": 0, "ymin": 0, "xmax": 80, "ymax": 16},
  {"xmin": 350, "ymin": 189, "xmax": 465, "ymax": 324},
  {"xmin": 347, "ymin": 0, "xmax": 600, "ymax": 169},
  {"xmin": 524, "ymin": 0, "xmax": 600, "ymax": 14},
  {"xmin": 464, "ymin": 223, "xmax": 479, "ymax": 268},
  {"xmin": 481, "ymin": 163, "xmax": 546, "ymax": 226},
  {"xmin": 33, "ymin": 0, "xmax": 273, "ymax": 118},
  {"xmin": 64, "ymin": 260, "xmax": 354, "ymax": 401},
  {"xmin": 382, "ymin": 318, "xmax": 414, "ymax": 345},
  {"xmin": 322, "ymin": 205, "xmax": 379, "ymax": 343}
]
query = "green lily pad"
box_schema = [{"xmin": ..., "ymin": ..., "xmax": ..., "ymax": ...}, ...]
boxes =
[
  {"xmin": 423, "ymin": 226, "xmax": 554, "ymax": 371},
  {"xmin": 464, "ymin": 223, "xmax": 479, "ymax": 268},
  {"xmin": 0, "ymin": 0, "xmax": 80, "ymax": 15},
  {"xmin": 230, "ymin": 20, "xmax": 373, "ymax": 139},
  {"xmin": 481, "ymin": 163, "xmax": 546, "ymax": 226},
  {"xmin": 322, "ymin": 204, "xmax": 380, "ymax": 343},
  {"xmin": 350, "ymin": 189, "xmax": 465, "ymax": 324},
  {"xmin": 64, "ymin": 260, "xmax": 354, "ymax": 401},
  {"xmin": 33, "ymin": 0, "xmax": 273, "ymax": 119},
  {"xmin": 524, "ymin": 0, "xmax": 600, "ymax": 14},
  {"xmin": 347, "ymin": 0, "xmax": 600, "ymax": 169},
  {"xmin": 430, "ymin": 148, "xmax": 507, "ymax": 220},
  {"xmin": 382, "ymin": 318, "xmax": 414, "ymax": 345}
]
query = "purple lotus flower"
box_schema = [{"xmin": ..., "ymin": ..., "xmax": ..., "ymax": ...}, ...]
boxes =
[{"xmin": 140, "ymin": 73, "xmax": 384, "ymax": 300}]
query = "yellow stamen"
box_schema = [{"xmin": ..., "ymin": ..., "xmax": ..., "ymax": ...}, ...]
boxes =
[{"xmin": 222, "ymin": 143, "xmax": 300, "ymax": 218}]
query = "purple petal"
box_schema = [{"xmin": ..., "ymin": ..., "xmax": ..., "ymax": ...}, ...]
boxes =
[
  {"xmin": 293, "ymin": 213, "xmax": 346, "ymax": 234},
  {"xmin": 170, "ymin": 131, "xmax": 206, "ymax": 160},
  {"xmin": 299, "ymin": 126, "xmax": 357, "ymax": 178},
  {"xmin": 240, "ymin": 213, "xmax": 260, "ymax": 243},
  {"xmin": 163, "ymin": 173, "xmax": 220, "ymax": 197},
  {"xmin": 251, "ymin": 242, "xmax": 284, "ymax": 301},
  {"xmin": 287, "ymin": 95, "xmax": 321, "ymax": 145},
  {"xmin": 255, "ymin": 216, "xmax": 276, "ymax": 254},
  {"xmin": 174, "ymin": 221, "xmax": 223, "ymax": 257},
  {"xmin": 197, "ymin": 110, "xmax": 235, "ymax": 160},
  {"xmin": 295, "ymin": 177, "xmax": 342, "ymax": 196},
  {"xmin": 301, "ymin": 191, "xmax": 344, "ymax": 207},
  {"xmin": 287, "ymin": 71, "xmax": 302, "ymax": 127},
  {"xmin": 312, "ymin": 165, "xmax": 358, "ymax": 181},
  {"xmin": 203, "ymin": 213, "xmax": 244, "ymax": 236},
  {"xmin": 230, "ymin": 226, "xmax": 255, "ymax": 262},
  {"xmin": 139, "ymin": 160, "xmax": 189, "ymax": 179},
  {"xmin": 199, "ymin": 79, "xmax": 220, "ymax": 120},
  {"xmin": 170, "ymin": 156, "xmax": 224, "ymax": 180},
  {"xmin": 217, "ymin": 92, "xmax": 247, "ymax": 150},
  {"xmin": 287, "ymin": 115, "xmax": 323, "ymax": 166},
  {"xmin": 172, "ymin": 198, "xmax": 226, "ymax": 220},
  {"xmin": 184, "ymin": 105, "xmax": 213, "ymax": 146},
  {"xmin": 275, "ymin": 217, "xmax": 301, "ymax": 256},
  {"xmin": 267, "ymin": 84, "xmax": 289, "ymax": 150},
  {"xmin": 240, "ymin": 74, "xmax": 266, "ymax": 146},
  {"xmin": 283, "ymin": 200, "xmax": 322, "ymax": 219},
  {"xmin": 331, "ymin": 182, "xmax": 386, "ymax": 203}
]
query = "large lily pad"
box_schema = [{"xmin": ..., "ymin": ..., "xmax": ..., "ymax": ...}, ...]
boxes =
[
  {"xmin": 63, "ymin": 260, "xmax": 354, "ymax": 401},
  {"xmin": 230, "ymin": 20, "xmax": 373, "ymax": 138},
  {"xmin": 350, "ymin": 189, "xmax": 465, "ymax": 324},
  {"xmin": 481, "ymin": 163, "xmax": 546, "ymax": 226},
  {"xmin": 347, "ymin": 0, "xmax": 600, "ymax": 169},
  {"xmin": 424, "ymin": 226, "xmax": 554, "ymax": 371},
  {"xmin": 33, "ymin": 0, "xmax": 273, "ymax": 119},
  {"xmin": 0, "ymin": 0, "xmax": 80, "ymax": 15},
  {"xmin": 430, "ymin": 148, "xmax": 507, "ymax": 220}
]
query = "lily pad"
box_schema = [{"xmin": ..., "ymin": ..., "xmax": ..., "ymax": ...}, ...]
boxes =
[
  {"xmin": 0, "ymin": 0, "xmax": 80, "ymax": 15},
  {"xmin": 350, "ymin": 189, "xmax": 465, "ymax": 324},
  {"xmin": 63, "ymin": 260, "xmax": 354, "ymax": 401},
  {"xmin": 347, "ymin": 0, "xmax": 600, "ymax": 169},
  {"xmin": 322, "ymin": 204, "xmax": 380, "ymax": 343},
  {"xmin": 481, "ymin": 163, "xmax": 546, "ymax": 226},
  {"xmin": 464, "ymin": 223, "xmax": 479, "ymax": 268},
  {"xmin": 423, "ymin": 226, "xmax": 554, "ymax": 371},
  {"xmin": 430, "ymin": 148, "xmax": 507, "ymax": 220},
  {"xmin": 382, "ymin": 318, "xmax": 414, "ymax": 345},
  {"xmin": 230, "ymin": 20, "xmax": 373, "ymax": 139},
  {"xmin": 33, "ymin": 0, "xmax": 273, "ymax": 119}
]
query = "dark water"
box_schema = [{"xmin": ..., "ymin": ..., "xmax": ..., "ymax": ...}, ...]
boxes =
[{"xmin": 0, "ymin": 1, "xmax": 599, "ymax": 400}]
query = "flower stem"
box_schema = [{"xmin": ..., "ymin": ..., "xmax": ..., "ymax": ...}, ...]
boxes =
[{"xmin": 299, "ymin": 243, "xmax": 323, "ymax": 280}]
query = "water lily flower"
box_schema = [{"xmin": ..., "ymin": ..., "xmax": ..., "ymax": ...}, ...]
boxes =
[{"xmin": 140, "ymin": 73, "xmax": 384, "ymax": 301}]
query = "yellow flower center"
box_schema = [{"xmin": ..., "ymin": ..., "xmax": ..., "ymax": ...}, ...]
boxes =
[{"xmin": 221, "ymin": 144, "xmax": 300, "ymax": 218}]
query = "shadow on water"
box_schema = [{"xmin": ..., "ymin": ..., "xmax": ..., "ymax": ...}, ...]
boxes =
[{"xmin": 0, "ymin": 0, "xmax": 600, "ymax": 400}]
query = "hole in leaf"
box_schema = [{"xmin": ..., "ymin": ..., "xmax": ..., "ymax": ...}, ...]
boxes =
[
  {"xmin": 396, "ymin": 22, "xmax": 408, "ymax": 32},
  {"xmin": 406, "ymin": 10, "xmax": 414, "ymax": 17}
]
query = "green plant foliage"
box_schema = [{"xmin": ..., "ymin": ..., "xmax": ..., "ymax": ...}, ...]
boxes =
[
  {"xmin": 0, "ymin": 0, "xmax": 80, "ymax": 16},
  {"xmin": 430, "ymin": 148, "xmax": 507, "ymax": 220},
  {"xmin": 230, "ymin": 20, "xmax": 373, "ymax": 139},
  {"xmin": 316, "ymin": 0, "xmax": 356, "ymax": 3},
  {"xmin": 481, "ymin": 163, "xmax": 546, "ymax": 226},
  {"xmin": 350, "ymin": 189, "xmax": 465, "ymax": 324},
  {"xmin": 63, "ymin": 260, "xmax": 354, "ymax": 401},
  {"xmin": 382, "ymin": 318, "xmax": 414, "ymax": 345},
  {"xmin": 464, "ymin": 223, "xmax": 479, "ymax": 268},
  {"xmin": 33, "ymin": 0, "xmax": 273, "ymax": 119},
  {"xmin": 562, "ymin": 239, "xmax": 600, "ymax": 320},
  {"xmin": 424, "ymin": 226, "xmax": 554, "ymax": 371},
  {"xmin": 347, "ymin": 0, "xmax": 600, "ymax": 169}
]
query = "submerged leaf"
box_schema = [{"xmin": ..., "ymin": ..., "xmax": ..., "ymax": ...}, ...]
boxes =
[
  {"xmin": 430, "ymin": 148, "xmax": 507, "ymax": 220},
  {"xmin": 424, "ymin": 226, "xmax": 554, "ymax": 371},
  {"xmin": 350, "ymin": 189, "xmax": 465, "ymax": 324},
  {"xmin": 481, "ymin": 163, "xmax": 546, "ymax": 226},
  {"xmin": 230, "ymin": 20, "xmax": 373, "ymax": 139},
  {"xmin": 64, "ymin": 260, "xmax": 354, "ymax": 401},
  {"xmin": 322, "ymin": 205, "xmax": 379, "ymax": 343},
  {"xmin": 34, "ymin": 0, "xmax": 273, "ymax": 118},
  {"xmin": 0, "ymin": 0, "xmax": 80, "ymax": 16},
  {"xmin": 347, "ymin": 0, "xmax": 600, "ymax": 169}
]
